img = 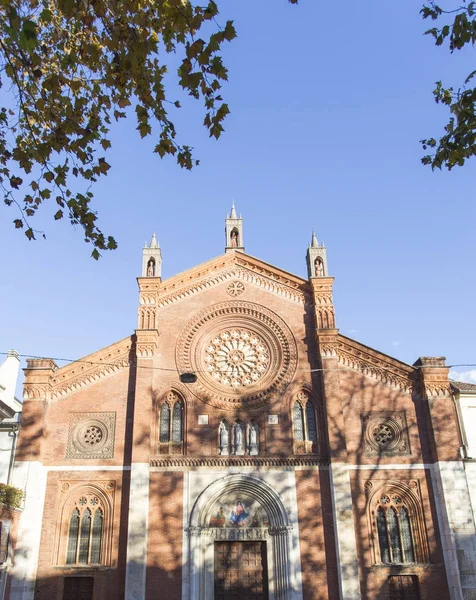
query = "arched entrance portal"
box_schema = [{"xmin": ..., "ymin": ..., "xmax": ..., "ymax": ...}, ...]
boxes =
[{"xmin": 185, "ymin": 474, "xmax": 302, "ymax": 599}]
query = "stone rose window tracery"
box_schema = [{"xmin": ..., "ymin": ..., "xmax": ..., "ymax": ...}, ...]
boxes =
[
  {"xmin": 362, "ymin": 412, "xmax": 411, "ymax": 457},
  {"xmin": 226, "ymin": 281, "xmax": 245, "ymax": 297},
  {"xmin": 66, "ymin": 413, "xmax": 116, "ymax": 460},
  {"xmin": 83, "ymin": 426, "xmax": 103, "ymax": 446},
  {"xmin": 204, "ymin": 330, "xmax": 270, "ymax": 389},
  {"xmin": 176, "ymin": 301, "xmax": 298, "ymax": 409},
  {"xmin": 372, "ymin": 423, "xmax": 395, "ymax": 449}
]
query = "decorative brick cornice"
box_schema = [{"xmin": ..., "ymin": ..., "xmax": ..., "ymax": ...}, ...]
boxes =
[
  {"xmin": 50, "ymin": 337, "xmax": 133, "ymax": 400},
  {"xmin": 153, "ymin": 253, "xmax": 311, "ymax": 309},
  {"xmin": 150, "ymin": 455, "xmax": 327, "ymax": 468},
  {"xmin": 413, "ymin": 357, "xmax": 451, "ymax": 398},
  {"xmin": 333, "ymin": 335, "xmax": 413, "ymax": 393}
]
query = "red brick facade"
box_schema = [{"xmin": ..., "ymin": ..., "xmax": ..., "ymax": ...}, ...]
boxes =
[{"xmin": 9, "ymin": 249, "xmax": 465, "ymax": 600}]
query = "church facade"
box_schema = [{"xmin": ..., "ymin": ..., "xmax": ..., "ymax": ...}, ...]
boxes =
[{"xmin": 8, "ymin": 208, "xmax": 476, "ymax": 600}]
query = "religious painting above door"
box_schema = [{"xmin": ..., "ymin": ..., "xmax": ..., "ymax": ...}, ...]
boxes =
[{"xmin": 209, "ymin": 493, "xmax": 270, "ymax": 529}]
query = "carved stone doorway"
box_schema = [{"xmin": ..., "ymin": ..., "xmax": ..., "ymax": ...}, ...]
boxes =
[{"xmin": 214, "ymin": 542, "xmax": 268, "ymax": 600}]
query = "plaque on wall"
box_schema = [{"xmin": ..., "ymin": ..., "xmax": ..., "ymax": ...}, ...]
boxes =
[
  {"xmin": 198, "ymin": 415, "xmax": 209, "ymax": 425},
  {"xmin": 268, "ymin": 415, "xmax": 279, "ymax": 425}
]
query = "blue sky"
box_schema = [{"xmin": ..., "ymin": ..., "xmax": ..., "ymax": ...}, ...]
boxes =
[{"xmin": 1, "ymin": 0, "xmax": 475, "ymax": 392}]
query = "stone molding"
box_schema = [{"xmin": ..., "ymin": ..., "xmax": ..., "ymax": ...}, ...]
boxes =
[
  {"xmin": 362, "ymin": 411, "xmax": 411, "ymax": 457},
  {"xmin": 327, "ymin": 335, "xmax": 413, "ymax": 393},
  {"xmin": 66, "ymin": 412, "xmax": 116, "ymax": 459},
  {"xmin": 150, "ymin": 456, "xmax": 326, "ymax": 468},
  {"xmin": 366, "ymin": 478, "xmax": 429, "ymax": 565},
  {"xmin": 186, "ymin": 527, "xmax": 270, "ymax": 540},
  {"xmin": 50, "ymin": 337, "xmax": 132, "ymax": 399},
  {"xmin": 176, "ymin": 301, "xmax": 298, "ymax": 409},
  {"xmin": 154, "ymin": 252, "xmax": 311, "ymax": 308}
]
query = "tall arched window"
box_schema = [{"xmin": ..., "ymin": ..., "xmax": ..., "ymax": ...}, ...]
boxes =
[
  {"xmin": 65, "ymin": 497, "xmax": 104, "ymax": 565},
  {"xmin": 374, "ymin": 492, "xmax": 417, "ymax": 564},
  {"xmin": 158, "ymin": 392, "xmax": 184, "ymax": 454},
  {"xmin": 292, "ymin": 392, "xmax": 319, "ymax": 454}
]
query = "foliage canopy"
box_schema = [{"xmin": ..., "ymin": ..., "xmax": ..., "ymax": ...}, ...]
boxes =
[
  {"xmin": 0, "ymin": 0, "xmax": 296, "ymax": 257},
  {"xmin": 421, "ymin": 1, "xmax": 476, "ymax": 170}
]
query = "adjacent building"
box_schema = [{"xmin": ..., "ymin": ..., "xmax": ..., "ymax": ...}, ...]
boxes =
[
  {"xmin": 8, "ymin": 209, "xmax": 476, "ymax": 600},
  {"xmin": 0, "ymin": 351, "xmax": 22, "ymax": 600}
]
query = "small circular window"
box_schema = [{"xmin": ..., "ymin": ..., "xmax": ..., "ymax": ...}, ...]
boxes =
[{"xmin": 72, "ymin": 419, "xmax": 108, "ymax": 454}]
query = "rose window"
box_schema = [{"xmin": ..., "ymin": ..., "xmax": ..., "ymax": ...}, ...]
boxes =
[
  {"xmin": 204, "ymin": 330, "xmax": 269, "ymax": 388},
  {"xmin": 83, "ymin": 426, "xmax": 103, "ymax": 445},
  {"xmin": 372, "ymin": 423, "xmax": 395, "ymax": 448}
]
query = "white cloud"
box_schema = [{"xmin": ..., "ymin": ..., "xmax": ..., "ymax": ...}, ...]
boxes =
[
  {"xmin": 347, "ymin": 329, "xmax": 358, "ymax": 335},
  {"xmin": 449, "ymin": 369, "xmax": 476, "ymax": 384},
  {"xmin": 391, "ymin": 341, "xmax": 401, "ymax": 348}
]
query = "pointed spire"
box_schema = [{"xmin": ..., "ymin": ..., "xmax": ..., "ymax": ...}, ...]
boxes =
[
  {"xmin": 225, "ymin": 202, "xmax": 244, "ymax": 253},
  {"xmin": 306, "ymin": 230, "xmax": 329, "ymax": 278},
  {"xmin": 142, "ymin": 232, "xmax": 162, "ymax": 277},
  {"xmin": 150, "ymin": 232, "xmax": 158, "ymax": 248}
]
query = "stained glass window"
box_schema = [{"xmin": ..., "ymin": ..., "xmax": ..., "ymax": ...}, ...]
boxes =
[
  {"xmin": 293, "ymin": 402, "xmax": 304, "ymax": 441},
  {"xmin": 172, "ymin": 401, "xmax": 183, "ymax": 442},
  {"xmin": 159, "ymin": 403, "xmax": 171, "ymax": 443},
  {"xmin": 388, "ymin": 507, "xmax": 402, "ymax": 563},
  {"xmin": 400, "ymin": 508, "xmax": 415, "ymax": 563},
  {"xmin": 66, "ymin": 509, "xmax": 80, "ymax": 565},
  {"xmin": 376, "ymin": 507, "xmax": 390, "ymax": 563},
  {"xmin": 78, "ymin": 508, "xmax": 91, "ymax": 564},
  {"xmin": 376, "ymin": 495, "xmax": 417, "ymax": 566},
  {"xmin": 90, "ymin": 509, "xmax": 103, "ymax": 564},
  {"xmin": 305, "ymin": 401, "xmax": 318, "ymax": 442}
]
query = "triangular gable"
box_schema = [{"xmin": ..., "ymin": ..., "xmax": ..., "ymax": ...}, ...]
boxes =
[
  {"xmin": 150, "ymin": 250, "xmax": 312, "ymax": 309},
  {"xmin": 49, "ymin": 336, "xmax": 133, "ymax": 400},
  {"xmin": 334, "ymin": 334, "xmax": 414, "ymax": 393}
]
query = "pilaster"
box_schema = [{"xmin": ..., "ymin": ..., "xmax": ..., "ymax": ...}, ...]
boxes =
[
  {"xmin": 416, "ymin": 357, "xmax": 476, "ymax": 600},
  {"xmin": 310, "ymin": 276, "xmax": 361, "ymax": 599},
  {"xmin": 124, "ymin": 328, "xmax": 157, "ymax": 599},
  {"xmin": 10, "ymin": 359, "xmax": 56, "ymax": 600}
]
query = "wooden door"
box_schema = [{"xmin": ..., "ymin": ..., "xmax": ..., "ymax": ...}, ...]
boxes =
[
  {"xmin": 389, "ymin": 575, "xmax": 420, "ymax": 600},
  {"xmin": 214, "ymin": 541, "xmax": 268, "ymax": 600},
  {"xmin": 63, "ymin": 577, "xmax": 94, "ymax": 600}
]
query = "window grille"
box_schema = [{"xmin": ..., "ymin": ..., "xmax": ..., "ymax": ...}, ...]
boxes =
[
  {"xmin": 389, "ymin": 575, "xmax": 420, "ymax": 600},
  {"xmin": 90, "ymin": 509, "xmax": 103, "ymax": 564},
  {"xmin": 375, "ymin": 496, "xmax": 417, "ymax": 565},
  {"xmin": 293, "ymin": 402, "xmax": 304, "ymax": 441},
  {"xmin": 172, "ymin": 401, "xmax": 183, "ymax": 442},
  {"xmin": 376, "ymin": 507, "xmax": 390, "ymax": 563},
  {"xmin": 388, "ymin": 507, "xmax": 402, "ymax": 563},
  {"xmin": 64, "ymin": 498, "xmax": 105, "ymax": 566},
  {"xmin": 306, "ymin": 400, "xmax": 318, "ymax": 442},
  {"xmin": 66, "ymin": 509, "xmax": 80, "ymax": 565},
  {"xmin": 158, "ymin": 394, "xmax": 185, "ymax": 453},
  {"xmin": 78, "ymin": 509, "xmax": 91, "ymax": 564},
  {"xmin": 400, "ymin": 508, "xmax": 415, "ymax": 563},
  {"xmin": 159, "ymin": 403, "xmax": 170, "ymax": 443}
]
